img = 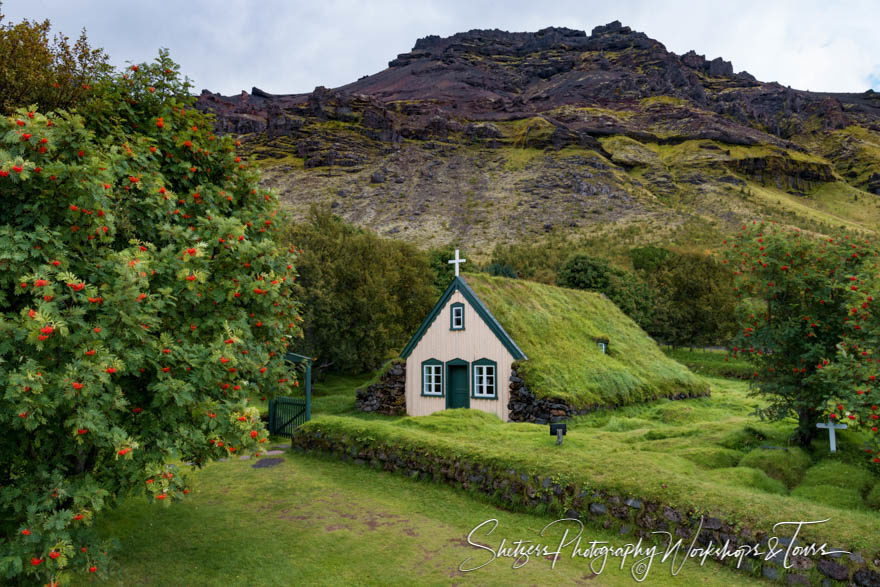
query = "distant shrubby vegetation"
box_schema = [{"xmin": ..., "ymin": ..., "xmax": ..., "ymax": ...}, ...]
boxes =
[
  {"xmin": 484, "ymin": 240, "xmax": 737, "ymax": 348},
  {"xmin": 556, "ymin": 253, "xmax": 656, "ymax": 331},
  {"xmin": 0, "ymin": 10, "xmax": 112, "ymax": 113},
  {"xmin": 286, "ymin": 207, "xmax": 437, "ymax": 374}
]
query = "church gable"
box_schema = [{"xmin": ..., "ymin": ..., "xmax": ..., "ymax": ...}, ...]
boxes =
[{"xmin": 400, "ymin": 276, "xmax": 526, "ymax": 361}]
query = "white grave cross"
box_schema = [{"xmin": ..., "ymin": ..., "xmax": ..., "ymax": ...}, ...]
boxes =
[
  {"xmin": 816, "ymin": 419, "xmax": 848, "ymax": 453},
  {"xmin": 448, "ymin": 249, "xmax": 466, "ymax": 277}
]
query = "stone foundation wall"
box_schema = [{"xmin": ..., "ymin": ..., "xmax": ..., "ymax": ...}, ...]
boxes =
[
  {"xmin": 507, "ymin": 366, "xmax": 711, "ymax": 423},
  {"xmin": 291, "ymin": 426, "xmax": 880, "ymax": 586},
  {"xmin": 355, "ymin": 361, "xmax": 406, "ymax": 415}
]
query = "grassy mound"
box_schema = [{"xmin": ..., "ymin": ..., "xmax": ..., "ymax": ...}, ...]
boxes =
[
  {"xmin": 790, "ymin": 485, "xmax": 867, "ymax": 511},
  {"xmin": 704, "ymin": 467, "xmax": 788, "ymax": 495},
  {"xmin": 678, "ymin": 447, "xmax": 744, "ymax": 470},
  {"xmin": 738, "ymin": 447, "xmax": 813, "ymax": 488},
  {"xmin": 464, "ymin": 274, "xmax": 708, "ymax": 408},
  {"xmin": 799, "ymin": 461, "xmax": 876, "ymax": 494},
  {"xmin": 867, "ymin": 483, "xmax": 880, "ymax": 509}
]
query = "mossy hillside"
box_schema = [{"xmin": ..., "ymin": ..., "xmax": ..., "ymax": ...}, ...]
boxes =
[
  {"xmin": 492, "ymin": 117, "xmax": 557, "ymax": 148},
  {"xmin": 249, "ymin": 106, "xmax": 880, "ymax": 256},
  {"xmin": 301, "ymin": 380, "xmax": 880, "ymax": 550},
  {"xmin": 803, "ymin": 125, "xmax": 880, "ymax": 193},
  {"xmin": 463, "ymin": 273, "xmax": 707, "ymax": 408}
]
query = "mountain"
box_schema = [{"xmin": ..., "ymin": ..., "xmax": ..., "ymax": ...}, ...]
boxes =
[{"xmin": 196, "ymin": 21, "xmax": 880, "ymax": 255}]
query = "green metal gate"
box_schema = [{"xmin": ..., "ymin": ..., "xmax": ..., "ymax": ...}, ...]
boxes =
[
  {"xmin": 268, "ymin": 397, "xmax": 309, "ymax": 437},
  {"xmin": 267, "ymin": 351, "xmax": 312, "ymax": 437}
]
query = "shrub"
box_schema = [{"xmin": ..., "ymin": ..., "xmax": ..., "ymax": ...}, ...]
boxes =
[
  {"xmin": 629, "ymin": 245, "xmax": 672, "ymax": 273},
  {"xmin": 0, "ymin": 52, "xmax": 298, "ymax": 583},
  {"xmin": 556, "ymin": 253, "xmax": 654, "ymax": 330},
  {"xmin": 426, "ymin": 243, "xmax": 460, "ymax": 293},
  {"xmin": 484, "ymin": 261, "xmax": 518, "ymax": 278},
  {"xmin": 647, "ymin": 252, "xmax": 737, "ymax": 348}
]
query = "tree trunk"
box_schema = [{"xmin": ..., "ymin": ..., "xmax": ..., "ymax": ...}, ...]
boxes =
[{"xmin": 794, "ymin": 407, "xmax": 817, "ymax": 446}]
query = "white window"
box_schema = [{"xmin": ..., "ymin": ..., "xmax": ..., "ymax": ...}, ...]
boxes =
[
  {"xmin": 473, "ymin": 364, "xmax": 496, "ymax": 398},
  {"xmin": 451, "ymin": 305, "xmax": 464, "ymax": 330},
  {"xmin": 598, "ymin": 342, "xmax": 607, "ymax": 354},
  {"xmin": 423, "ymin": 364, "xmax": 443, "ymax": 395}
]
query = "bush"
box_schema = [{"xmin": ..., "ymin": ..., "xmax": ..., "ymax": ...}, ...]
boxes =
[
  {"xmin": 0, "ymin": 52, "xmax": 298, "ymax": 583},
  {"xmin": 647, "ymin": 252, "xmax": 736, "ymax": 348},
  {"xmin": 725, "ymin": 223, "xmax": 880, "ymax": 451},
  {"xmin": 484, "ymin": 261, "xmax": 517, "ymax": 278},
  {"xmin": 738, "ymin": 447, "xmax": 813, "ymax": 488},
  {"xmin": 426, "ymin": 243, "xmax": 460, "ymax": 293},
  {"xmin": 629, "ymin": 245, "xmax": 672, "ymax": 273},
  {"xmin": 487, "ymin": 236, "xmax": 574, "ymax": 284}
]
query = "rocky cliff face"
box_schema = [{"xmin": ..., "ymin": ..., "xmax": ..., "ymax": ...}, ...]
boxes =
[{"xmin": 196, "ymin": 22, "xmax": 880, "ymax": 252}]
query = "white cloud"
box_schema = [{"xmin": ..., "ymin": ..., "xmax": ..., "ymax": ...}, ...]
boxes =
[{"xmin": 3, "ymin": 0, "xmax": 878, "ymax": 94}]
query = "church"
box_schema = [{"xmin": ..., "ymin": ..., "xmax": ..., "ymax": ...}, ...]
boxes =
[
  {"xmin": 398, "ymin": 251, "xmax": 707, "ymax": 422},
  {"xmin": 400, "ymin": 251, "xmax": 525, "ymax": 421}
]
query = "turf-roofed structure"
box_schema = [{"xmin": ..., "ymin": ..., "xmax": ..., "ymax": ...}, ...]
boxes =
[{"xmin": 400, "ymin": 273, "xmax": 707, "ymax": 421}]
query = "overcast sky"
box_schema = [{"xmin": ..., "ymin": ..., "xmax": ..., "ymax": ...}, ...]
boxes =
[{"xmin": 5, "ymin": 0, "xmax": 879, "ymax": 96}]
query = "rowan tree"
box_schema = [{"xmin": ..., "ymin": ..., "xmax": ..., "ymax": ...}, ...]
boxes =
[
  {"xmin": 725, "ymin": 222, "xmax": 879, "ymax": 456},
  {"xmin": 0, "ymin": 51, "xmax": 300, "ymax": 584}
]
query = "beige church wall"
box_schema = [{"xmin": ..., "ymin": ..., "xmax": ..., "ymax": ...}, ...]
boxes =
[{"xmin": 405, "ymin": 290, "xmax": 515, "ymax": 421}]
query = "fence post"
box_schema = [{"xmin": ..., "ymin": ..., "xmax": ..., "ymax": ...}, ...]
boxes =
[
  {"xmin": 305, "ymin": 361, "xmax": 312, "ymax": 421},
  {"xmin": 268, "ymin": 398, "xmax": 275, "ymax": 435}
]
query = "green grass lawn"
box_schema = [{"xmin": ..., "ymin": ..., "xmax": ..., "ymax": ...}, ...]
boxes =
[
  {"xmin": 83, "ymin": 452, "xmax": 763, "ymax": 586},
  {"xmin": 303, "ymin": 377, "xmax": 880, "ymax": 551}
]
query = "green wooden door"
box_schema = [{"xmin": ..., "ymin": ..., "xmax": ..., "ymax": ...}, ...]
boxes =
[{"xmin": 447, "ymin": 364, "xmax": 470, "ymax": 409}]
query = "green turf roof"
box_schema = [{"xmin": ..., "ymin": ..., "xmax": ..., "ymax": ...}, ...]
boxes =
[{"xmin": 462, "ymin": 273, "xmax": 708, "ymax": 408}]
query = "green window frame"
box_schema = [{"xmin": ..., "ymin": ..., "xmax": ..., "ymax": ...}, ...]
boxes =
[
  {"xmin": 421, "ymin": 358, "xmax": 444, "ymax": 397},
  {"xmin": 450, "ymin": 302, "xmax": 465, "ymax": 331},
  {"xmin": 471, "ymin": 358, "xmax": 497, "ymax": 399}
]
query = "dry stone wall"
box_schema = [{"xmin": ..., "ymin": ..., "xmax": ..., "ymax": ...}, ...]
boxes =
[{"xmin": 355, "ymin": 361, "xmax": 406, "ymax": 415}]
